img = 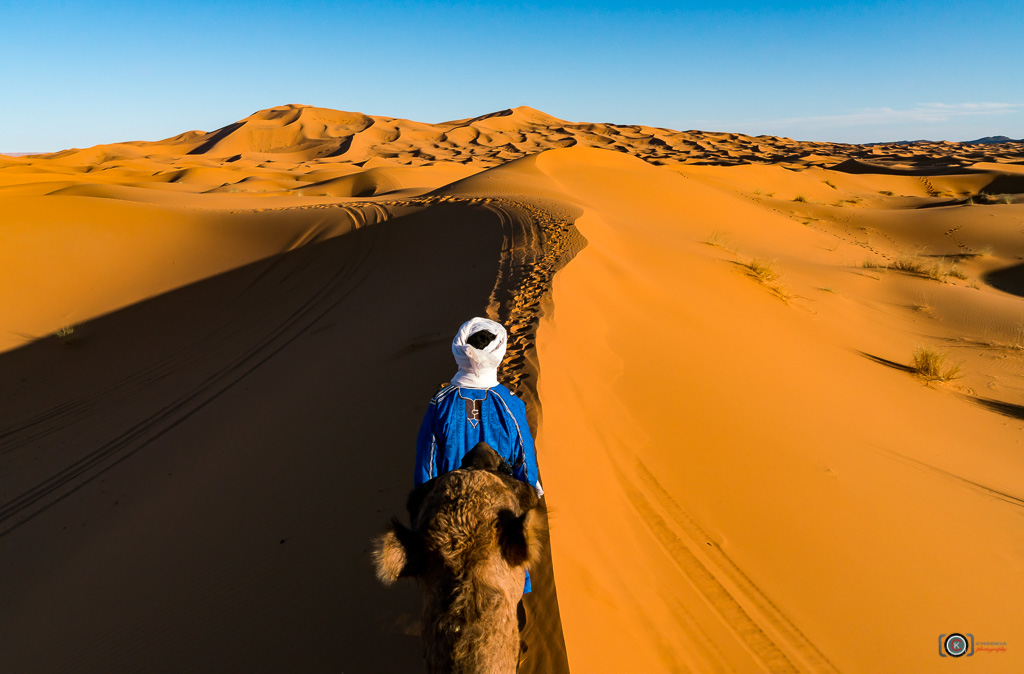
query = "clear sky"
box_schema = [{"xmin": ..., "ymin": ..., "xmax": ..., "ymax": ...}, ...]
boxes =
[{"xmin": 2, "ymin": 0, "xmax": 1022, "ymax": 151}]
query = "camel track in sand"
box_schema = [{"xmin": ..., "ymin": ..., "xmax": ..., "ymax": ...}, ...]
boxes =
[
  {"xmin": 0, "ymin": 209, "xmax": 390, "ymax": 536},
  {"xmin": 226, "ymin": 193, "xmax": 587, "ymax": 391},
  {"xmin": 621, "ymin": 459, "xmax": 840, "ymax": 672},
  {"xmin": 0, "ymin": 194, "xmax": 582, "ymax": 533},
  {"xmin": 0, "ymin": 193, "xmax": 582, "ymax": 672}
]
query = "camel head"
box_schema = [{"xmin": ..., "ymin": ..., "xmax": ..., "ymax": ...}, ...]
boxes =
[{"xmin": 373, "ymin": 443, "xmax": 543, "ymax": 674}]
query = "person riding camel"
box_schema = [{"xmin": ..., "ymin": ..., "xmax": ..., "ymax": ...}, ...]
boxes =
[{"xmin": 413, "ymin": 317, "xmax": 543, "ymax": 593}]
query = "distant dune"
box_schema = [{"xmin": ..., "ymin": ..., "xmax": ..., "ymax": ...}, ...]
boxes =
[
  {"xmin": 966, "ymin": 135, "xmax": 1023, "ymax": 144},
  {"xmin": 27, "ymin": 103, "xmax": 1024, "ymax": 169},
  {"xmin": 2, "ymin": 105, "xmax": 1023, "ymax": 672}
]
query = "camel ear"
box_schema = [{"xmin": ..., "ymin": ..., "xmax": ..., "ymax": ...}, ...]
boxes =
[
  {"xmin": 372, "ymin": 519, "xmax": 424, "ymax": 585},
  {"xmin": 497, "ymin": 508, "xmax": 544, "ymax": 568}
]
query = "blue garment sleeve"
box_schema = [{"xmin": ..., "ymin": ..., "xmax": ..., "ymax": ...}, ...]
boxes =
[
  {"xmin": 509, "ymin": 396, "xmax": 542, "ymax": 494},
  {"xmin": 414, "ymin": 403, "xmax": 438, "ymax": 487}
]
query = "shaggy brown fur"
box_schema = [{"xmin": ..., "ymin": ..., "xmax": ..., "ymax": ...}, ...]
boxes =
[{"xmin": 372, "ymin": 443, "xmax": 543, "ymax": 674}]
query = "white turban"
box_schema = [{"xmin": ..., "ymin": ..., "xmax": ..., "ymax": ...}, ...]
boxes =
[{"xmin": 450, "ymin": 317, "xmax": 507, "ymax": 389}]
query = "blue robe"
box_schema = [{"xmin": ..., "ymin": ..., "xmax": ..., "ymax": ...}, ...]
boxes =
[{"xmin": 414, "ymin": 383, "xmax": 542, "ymax": 592}]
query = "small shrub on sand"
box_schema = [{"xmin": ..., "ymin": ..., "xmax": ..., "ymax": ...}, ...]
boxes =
[
  {"xmin": 924, "ymin": 259, "xmax": 967, "ymax": 282},
  {"xmin": 887, "ymin": 256, "xmax": 967, "ymax": 283},
  {"xmin": 824, "ymin": 180, "xmax": 837, "ymax": 189},
  {"xmin": 793, "ymin": 195, "xmax": 808, "ymax": 203},
  {"xmin": 746, "ymin": 258, "xmax": 780, "ymax": 284},
  {"xmin": 946, "ymin": 265, "xmax": 968, "ymax": 281},
  {"xmin": 705, "ymin": 231, "xmax": 734, "ymax": 251},
  {"xmin": 740, "ymin": 258, "xmax": 791, "ymax": 301},
  {"xmin": 1011, "ymin": 324, "xmax": 1024, "ymax": 352},
  {"xmin": 54, "ymin": 324, "xmax": 79, "ymax": 345},
  {"xmin": 879, "ymin": 190, "xmax": 894, "ymax": 196},
  {"xmin": 912, "ymin": 347, "xmax": 962, "ymax": 383},
  {"xmin": 891, "ymin": 256, "xmax": 927, "ymax": 274}
]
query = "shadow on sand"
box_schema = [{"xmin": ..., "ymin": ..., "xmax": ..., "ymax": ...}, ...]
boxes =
[{"xmin": 0, "ymin": 203, "xmax": 567, "ymax": 673}]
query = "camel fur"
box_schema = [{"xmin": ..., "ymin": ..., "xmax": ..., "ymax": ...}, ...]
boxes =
[{"xmin": 372, "ymin": 443, "xmax": 543, "ymax": 674}]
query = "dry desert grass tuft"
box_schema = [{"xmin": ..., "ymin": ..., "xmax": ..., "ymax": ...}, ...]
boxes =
[
  {"xmin": 54, "ymin": 324, "xmax": 78, "ymax": 345},
  {"xmin": 912, "ymin": 347, "xmax": 963, "ymax": 383},
  {"xmin": 705, "ymin": 230, "xmax": 736, "ymax": 253},
  {"xmin": 742, "ymin": 258, "xmax": 791, "ymax": 301},
  {"xmin": 864, "ymin": 256, "xmax": 968, "ymax": 283},
  {"xmin": 745, "ymin": 258, "xmax": 780, "ymax": 284}
]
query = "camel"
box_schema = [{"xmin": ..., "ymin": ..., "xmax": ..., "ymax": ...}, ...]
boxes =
[{"xmin": 373, "ymin": 443, "xmax": 544, "ymax": 674}]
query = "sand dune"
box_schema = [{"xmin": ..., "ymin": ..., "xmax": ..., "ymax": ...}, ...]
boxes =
[
  {"xmin": 2, "ymin": 105, "xmax": 1024, "ymax": 672},
  {"xmin": 29, "ymin": 103, "xmax": 1024, "ymax": 170}
]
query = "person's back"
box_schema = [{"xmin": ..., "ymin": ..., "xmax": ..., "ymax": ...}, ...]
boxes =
[
  {"xmin": 414, "ymin": 317, "xmax": 543, "ymax": 498},
  {"xmin": 414, "ymin": 317, "xmax": 543, "ymax": 599}
]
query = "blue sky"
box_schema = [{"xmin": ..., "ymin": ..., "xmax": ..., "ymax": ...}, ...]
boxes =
[{"xmin": 2, "ymin": 0, "xmax": 1022, "ymax": 151}]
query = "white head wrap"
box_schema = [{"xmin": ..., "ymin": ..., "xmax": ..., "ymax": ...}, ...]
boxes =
[{"xmin": 450, "ymin": 317, "xmax": 507, "ymax": 389}]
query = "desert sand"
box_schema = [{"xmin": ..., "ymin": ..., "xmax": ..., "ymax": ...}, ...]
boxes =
[{"xmin": 2, "ymin": 104, "xmax": 1023, "ymax": 672}]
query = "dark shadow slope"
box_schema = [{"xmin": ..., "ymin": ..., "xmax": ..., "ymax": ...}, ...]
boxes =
[{"xmin": 0, "ymin": 205, "xmax": 506, "ymax": 672}]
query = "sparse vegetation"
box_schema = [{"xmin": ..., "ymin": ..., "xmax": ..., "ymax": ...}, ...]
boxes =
[
  {"xmin": 919, "ymin": 258, "xmax": 967, "ymax": 282},
  {"xmin": 879, "ymin": 190, "xmax": 894, "ymax": 196},
  {"xmin": 945, "ymin": 264, "xmax": 969, "ymax": 281},
  {"xmin": 705, "ymin": 230, "xmax": 734, "ymax": 252},
  {"xmin": 819, "ymin": 287, "xmax": 836, "ymax": 293},
  {"xmin": 793, "ymin": 195, "xmax": 808, "ymax": 203},
  {"xmin": 868, "ymin": 256, "xmax": 968, "ymax": 283},
  {"xmin": 824, "ymin": 180, "xmax": 836, "ymax": 189},
  {"xmin": 912, "ymin": 347, "xmax": 962, "ymax": 383},
  {"xmin": 745, "ymin": 258, "xmax": 780, "ymax": 284},
  {"xmin": 964, "ymin": 193, "xmax": 1017, "ymax": 206},
  {"xmin": 1012, "ymin": 324, "xmax": 1024, "ymax": 351},
  {"xmin": 54, "ymin": 324, "xmax": 78, "ymax": 345},
  {"xmin": 742, "ymin": 257, "xmax": 791, "ymax": 301},
  {"xmin": 961, "ymin": 245, "xmax": 993, "ymax": 258},
  {"xmin": 891, "ymin": 256, "xmax": 928, "ymax": 274}
]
